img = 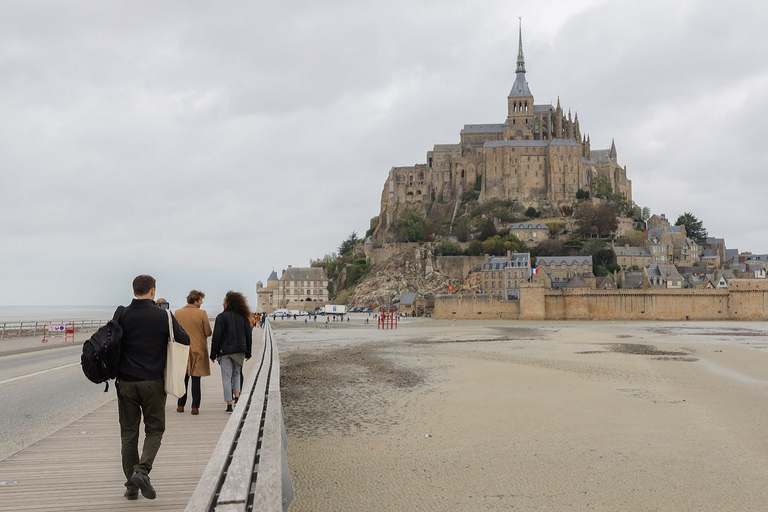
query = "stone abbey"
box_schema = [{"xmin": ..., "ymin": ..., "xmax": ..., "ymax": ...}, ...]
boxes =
[{"xmin": 374, "ymin": 22, "xmax": 632, "ymax": 238}]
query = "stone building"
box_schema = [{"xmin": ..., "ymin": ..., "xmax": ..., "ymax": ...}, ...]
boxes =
[
  {"xmin": 509, "ymin": 222, "xmax": 549, "ymax": 248},
  {"xmin": 374, "ymin": 21, "xmax": 632, "ymax": 240},
  {"xmin": 614, "ymin": 244, "xmax": 652, "ymax": 269},
  {"xmin": 480, "ymin": 251, "xmax": 532, "ymax": 299},
  {"xmin": 536, "ymin": 255, "xmax": 593, "ymax": 287},
  {"xmin": 256, "ymin": 266, "xmax": 328, "ymax": 313}
]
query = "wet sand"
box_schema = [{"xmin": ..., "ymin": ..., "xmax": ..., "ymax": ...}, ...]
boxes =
[{"xmin": 276, "ymin": 317, "xmax": 768, "ymax": 511}]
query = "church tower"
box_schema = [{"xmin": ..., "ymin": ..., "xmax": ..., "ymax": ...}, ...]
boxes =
[{"xmin": 506, "ymin": 19, "xmax": 534, "ymax": 140}]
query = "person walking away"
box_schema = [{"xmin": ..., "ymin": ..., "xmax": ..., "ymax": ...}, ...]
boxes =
[
  {"xmin": 174, "ymin": 290, "xmax": 212, "ymax": 415},
  {"xmin": 210, "ymin": 291, "xmax": 253, "ymax": 414},
  {"xmin": 117, "ymin": 275, "xmax": 190, "ymax": 500}
]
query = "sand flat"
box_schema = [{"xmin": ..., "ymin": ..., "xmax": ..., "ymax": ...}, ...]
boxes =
[{"xmin": 277, "ymin": 318, "xmax": 768, "ymax": 511}]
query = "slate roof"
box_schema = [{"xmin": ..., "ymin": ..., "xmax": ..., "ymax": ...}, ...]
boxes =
[
  {"xmin": 482, "ymin": 257, "xmax": 508, "ymax": 271},
  {"xmin": 564, "ymin": 275, "xmax": 590, "ymax": 288},
  {"xmin": 614, "ymin": 246, "xmax": 651, "ymax": 257},
  {"xmin": 621, "ymin": 271, "xmax": 646, "ymax": 289},
  {"xmin": 461, "ymin": 124, "xmax": 504, "ymax": 134},
  {"xmin": 510, "ymin": 223, "xmax": 548, "ymax": 230},
  {"xmin": 647, "ymin": 264, "xmax": 682, "ymax": 281},
  {"xmin": 267, "ymin": 271, "xmax": 279, "ymax": 282},
  {"xmin": 400, "ymin": 292, "xmax": 417, "ymax": 305},
  {"xmin": 280, "ymin": 267, "xmax": 327, "ymax": 281},
  {"xmin": 485, "ymin": 139, "xmax": 580, "ymax": 149},
  {"xmin": 508, "ymin": 71, "xmax": 532, "ymax": 98},
  {"xmin": 537, "ymin": 256, "xmax": 593, "ymax": 267}
]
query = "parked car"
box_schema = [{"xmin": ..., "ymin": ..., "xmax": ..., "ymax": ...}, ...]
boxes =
[
  {"xmin": 363, "ymin": 307, "xmax": 373, "ymax": 313},
  {"xmin": 271, "ymin": 308, "xmax": 290, "ymax": 318}
]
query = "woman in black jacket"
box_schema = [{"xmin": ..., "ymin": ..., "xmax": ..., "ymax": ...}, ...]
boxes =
[{"xmin": 210, "ymin": 291, "xmax": 253, "ymax": 413}]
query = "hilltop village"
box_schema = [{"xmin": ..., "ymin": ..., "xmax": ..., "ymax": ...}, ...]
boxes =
[{"xmin": 257, "ymin": 25, "xmax": 768, "ymax": 321}]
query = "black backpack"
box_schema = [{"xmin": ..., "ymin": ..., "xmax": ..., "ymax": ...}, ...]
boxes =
[{"xmin": 81, "ymin": 306, "xmax": 125, "ymax": 392}]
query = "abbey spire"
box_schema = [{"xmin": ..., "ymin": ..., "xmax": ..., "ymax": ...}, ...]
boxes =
[{"xmin": 508, "ymin": 18, "xmax": 532, "ymax": 99}]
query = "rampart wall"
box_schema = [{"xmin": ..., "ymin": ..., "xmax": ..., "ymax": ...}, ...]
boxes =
[{"xmin": 435, "ymin": 280, "xmax": 768, "ymax": 321}]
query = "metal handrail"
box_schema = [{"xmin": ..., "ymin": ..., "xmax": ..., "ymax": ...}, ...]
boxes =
[{"xmin": 0, "ymin": 320, "xmax": 106, "ymax": 340}]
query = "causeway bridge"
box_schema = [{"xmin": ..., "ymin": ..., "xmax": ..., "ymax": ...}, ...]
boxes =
[{"xmin": 0, "ymin": 321, "xmax": 293, "ymax": 511}]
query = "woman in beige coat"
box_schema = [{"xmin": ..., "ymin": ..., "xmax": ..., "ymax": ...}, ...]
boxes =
[{"xmin": 174, "ymin": 290, "xmax": 213, "ymax": 415}]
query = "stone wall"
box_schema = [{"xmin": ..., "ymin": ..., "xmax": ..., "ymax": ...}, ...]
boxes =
[
  {"xmin": 434, "ymin": 255, "xmax": 484, "ymax": 280},
  {"xmin": 435, "ymin": 280, "xmax": 768, "ymax": 320}
]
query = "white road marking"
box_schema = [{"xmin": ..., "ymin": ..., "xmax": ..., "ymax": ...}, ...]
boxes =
[{"xmin": 0, "ymin": 362, "xmax": 80, "ymax": 385}]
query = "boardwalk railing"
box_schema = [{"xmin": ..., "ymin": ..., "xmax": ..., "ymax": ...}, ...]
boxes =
[
  {"xmin": 186, "ymin": 320, "xmax": 294, "ymax": 512},
  {"xmin": 0, "ymin": 320, "xmax": 106, "ymax": 340}
]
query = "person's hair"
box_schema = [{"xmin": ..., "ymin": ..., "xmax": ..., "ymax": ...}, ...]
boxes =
[
  {"xmin": 133, "ymin": 275, "xmax": 156, "ymax": 296},
  {"xmin": 224, "ymin": 291, "xmax": 251, "ymax": 319},
  {"xmin": 187, "ymin": 290, "xmax": 205, "ymax": 304}
]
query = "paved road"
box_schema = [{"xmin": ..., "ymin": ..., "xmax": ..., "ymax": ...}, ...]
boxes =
[{"xmin": 0, "ymin": 337, "xmax": 114, "ymax": 460}]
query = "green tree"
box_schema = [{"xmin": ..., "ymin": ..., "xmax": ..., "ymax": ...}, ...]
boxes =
[
  {"xmin": 338, "ymin": 231, "xmax": 359, "ymax": 256},
  {"xmin": 482, "ymin": 236, "xmax": 505, "ymax": 256},
  {"xmin": 365, "ymin": 217, "xmax": 379, "ymax": 238},
  {"xmin": 536, "ymin": 237, "xmax": 565, "ymax": 256},
  {"xmin": 675, "ymin": 212, "xmax": 708, "ymax": 245},
  {"xmin": 434, "ymin": 239, "xmax": 463, "ymax": 256},
  {"xmin": 466, "ymin": 240, "xmax": 483, "ymax": 256},
  {"xmin": 524, "ymin": 206, "xmax": 539, "ymax": 219},
  {"xmin": 573, "ymin": 202, "xmax": 597, "ymax": 237},
  {"xmin": 479, "ymin": 218, "xmax": 497, "ymax": 241},
  {"xmin": 391, "ymin": 209, "xmax": 427, "ymax": 242},
  {"xmin": 452, "ymin": 215, "xmax": 471, "ymax": 242},
  {"xmin": 594, "ymin": 204, "xmax": 618, "ymax": 237}
]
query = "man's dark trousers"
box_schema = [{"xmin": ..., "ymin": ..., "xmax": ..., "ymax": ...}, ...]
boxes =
[{"xmin": 116, "ymin": 379, "xmax": 165, "ymax": 489}]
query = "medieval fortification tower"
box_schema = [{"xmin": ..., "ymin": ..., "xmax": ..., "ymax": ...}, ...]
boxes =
[{"xmin": 374, "ymin": 21, "xmax": 632, "ymax": 240}]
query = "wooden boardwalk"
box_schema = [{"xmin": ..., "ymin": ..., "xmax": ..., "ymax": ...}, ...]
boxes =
[{"xmin": 0, "ymin": 352, "xmax": 259, "ymax": 511}]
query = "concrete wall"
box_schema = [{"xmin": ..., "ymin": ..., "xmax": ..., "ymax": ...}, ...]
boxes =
[{"xmin": 435, "ymin": 280, "xmax": 768, "ymax": 320}]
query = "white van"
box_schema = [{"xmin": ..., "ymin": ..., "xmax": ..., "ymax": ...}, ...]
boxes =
[{"xmin": 271, "ymin": 308, "xmax": 290, "ymax": 318}]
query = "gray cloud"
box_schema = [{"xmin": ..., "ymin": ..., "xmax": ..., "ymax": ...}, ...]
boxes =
[{"xmin": 1, "ymin": 0, "xmax": 766, "ymax": 306}]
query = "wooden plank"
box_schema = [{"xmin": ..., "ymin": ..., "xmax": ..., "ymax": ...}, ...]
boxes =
[
  {"xmin": 215, "ymin": 340, "xmax": 272, "ymax": 506},
  {"xmin": 252, "ymin": 388, "xmax": 284, "ymax": 512},
  {"xmin": 0, "ymin": 329, "xmax": 263, "ymax": 512},
  {"xmin": 185, "ymin": 331, "xmax": 267, "ymax": 512}
]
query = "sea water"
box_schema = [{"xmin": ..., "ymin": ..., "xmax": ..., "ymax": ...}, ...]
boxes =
[{"xmin": 0, "ymin": 306, "xmax": 116, "ymax": 323}]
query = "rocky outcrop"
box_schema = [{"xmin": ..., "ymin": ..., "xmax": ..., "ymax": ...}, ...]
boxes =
[{"xmin": 347, "ymin": 245, "xmax": 479, "ymax": 307}]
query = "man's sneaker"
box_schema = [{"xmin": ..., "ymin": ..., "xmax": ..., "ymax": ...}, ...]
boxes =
[
  {"xmin": 225, "ymin": 404, "xmax": 233, "ymax": 414},
  {"xmin": 124, "ymin": 488, "xmax": 138, "ymax": 500},
  {"xmin": 130, "ymin": 471, "xmax": 156, "ymax": 500}
]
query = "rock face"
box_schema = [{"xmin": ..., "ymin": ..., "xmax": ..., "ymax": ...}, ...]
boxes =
[{"xmin": 347, "ymin": 245, "xmax": 481, "ymax": 307}]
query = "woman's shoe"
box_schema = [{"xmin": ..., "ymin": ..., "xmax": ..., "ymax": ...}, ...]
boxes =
[
  {"xmin": 224, "ymin": 404, "xmax": 233, "ymax": 414},
  {"xmin": 191, "ymin": 408, "xmax": 199, "ymax": 415}
]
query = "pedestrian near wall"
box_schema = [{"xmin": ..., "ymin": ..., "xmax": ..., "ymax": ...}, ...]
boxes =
[
  {"xmin": 174, "ymin": 290, "xmax": 213, "ymax": 415},
  {"xmin": 116, "ymin": 275, "xmax": 190, "ymax": 501},
  {"xmin": 210, "ymin": 291, "xmax": 253, "ymax": 414}
]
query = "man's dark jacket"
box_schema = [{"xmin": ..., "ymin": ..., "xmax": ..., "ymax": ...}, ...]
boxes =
[
  {"xmin": 118, "ymin": 298, "xmax": 190, "ymax": 381},
  {"xmin": 210, "ymin": 310, "xmax": 253, "ymax": 360}
]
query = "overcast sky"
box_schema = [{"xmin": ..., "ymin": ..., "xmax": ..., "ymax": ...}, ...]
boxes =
[{"xmin": 2, "ymin": 1, "xmax": 767, "ymax": 308}]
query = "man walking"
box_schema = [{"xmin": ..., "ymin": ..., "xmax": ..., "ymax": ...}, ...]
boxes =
[
  {"xmin": 174, "ymin": 290, "xmax": 212, "ymax": 415},
  {"xmin": 117, "ymin": 275, "xmax": 190, "ymax": 500}
]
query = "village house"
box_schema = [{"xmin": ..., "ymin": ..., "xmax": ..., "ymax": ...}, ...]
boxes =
[
  {"xmin": 481, "ymin": 251, "xmax": 532, "ymax": 299},
  {"xmin": 614, "ymin": 244, "xmax": 652, "ymax": 269},
  {"xmin": 509, "ymin": 222, "xmax": 549, "ymax": 248},
  {"xmin": 536, "ymin": 255, "xmax": 593, "ymax": 288},
  {"xmin": 643, "ymin": 226, "xmax": 674, "ymax": 264},
  {"xmin": 646, "ymin": 264, "xmax": 683, "ymax": 289}
]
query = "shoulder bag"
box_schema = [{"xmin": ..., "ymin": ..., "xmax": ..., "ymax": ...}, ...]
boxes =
[{"xmin": 164, "ymin": 309, "xmax": 189, "ymax": 398}]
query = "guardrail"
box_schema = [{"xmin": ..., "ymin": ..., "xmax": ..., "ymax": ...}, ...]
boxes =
[
  {"xmin": 186, "ymin": 320, "xmax": 294, "ymax": 512},
  {"xmin": 0, "ymin": 320, "xmax": 106, "ymax": 340}
]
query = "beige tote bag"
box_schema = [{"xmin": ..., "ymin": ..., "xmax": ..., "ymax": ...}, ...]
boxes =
[{"xmin": 164, "ymin": 309, "xmax": 189, "ymax": 398}]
